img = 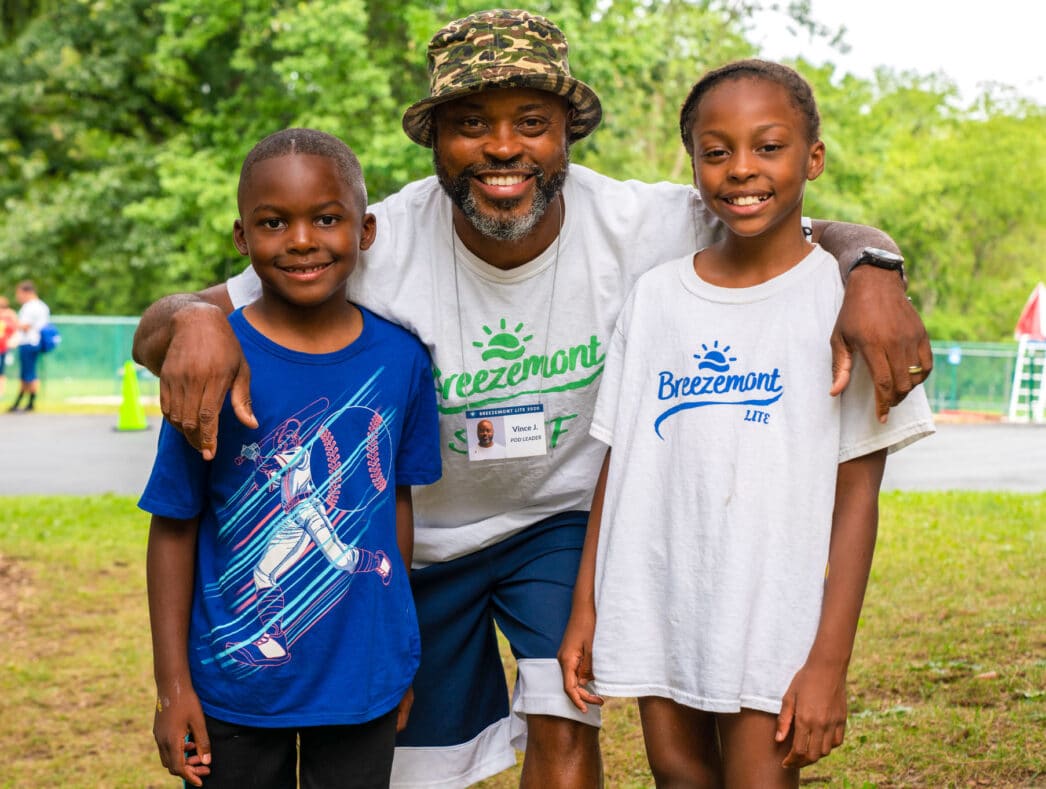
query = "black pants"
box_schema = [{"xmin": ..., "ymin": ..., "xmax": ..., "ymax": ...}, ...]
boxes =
[{"xmin": 201, "ymin": 709, "xmax": 397, "ymax": 789}]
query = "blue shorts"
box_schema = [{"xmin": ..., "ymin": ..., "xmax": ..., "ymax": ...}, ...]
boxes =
[
  {"xmin": 391, "ymin": 512, "xmax": 600, "ymax": 788},
  {"xmin": 18, "ymin": 345, "xmax": 39, "ymax": 383}
]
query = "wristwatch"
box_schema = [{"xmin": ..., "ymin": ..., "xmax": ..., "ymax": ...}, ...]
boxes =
[{"xmin": 847, "ymin": 247, "xmax": 906, "ymax": 281}]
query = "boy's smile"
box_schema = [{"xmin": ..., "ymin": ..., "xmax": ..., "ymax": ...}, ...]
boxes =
[{"xmin": 233, "ymin": 154, "xmax": 375, "ymax": 314}]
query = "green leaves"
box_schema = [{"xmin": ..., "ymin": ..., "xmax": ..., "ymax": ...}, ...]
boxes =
[{"xmin": 1, "ymin": 0, "xmax": 1042, "ymax": 336}]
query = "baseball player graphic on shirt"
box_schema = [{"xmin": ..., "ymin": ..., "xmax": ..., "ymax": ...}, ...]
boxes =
[{"xmin": 224, "ymin": 400, "xmax": 394, "ymax": 668}]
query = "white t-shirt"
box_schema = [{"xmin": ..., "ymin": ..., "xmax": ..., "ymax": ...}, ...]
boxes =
[
  {"xmin": 588, "ymin": 247, "xmax": 934, "ymax": 714},
  {"xmin": 17, "ymin": 297, "xmax": 50, "ymax": 347},
  {"xmin": 230, "ymin": 165, "xmax": 718, "ymax": 564}
]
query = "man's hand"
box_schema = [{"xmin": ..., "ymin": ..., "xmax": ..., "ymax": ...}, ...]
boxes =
[
  {"xmin": 159, "ymin": 302, "xmax": 257, "ymax": 459},
  {"xmin": 831, "ymin": 265, "xmax": 933, "ymax": 422}
]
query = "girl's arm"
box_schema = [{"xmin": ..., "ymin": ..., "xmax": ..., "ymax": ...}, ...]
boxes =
[
  {"xmin": 147, "ymin": 514, "xmax": 211, "ymax": 787},
  {"xmin": 776, "ymin": 448, "xmax": 887, "ymax": 769},
  {"xmin": 394, "ymin": 485, "xmax": 415, "ymax": 731},
  {"xmin": 557, "ymin": 448, "xmax": 611, "ymax": 713}
]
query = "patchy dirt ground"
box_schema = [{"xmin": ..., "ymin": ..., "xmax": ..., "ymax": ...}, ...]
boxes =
[{"xmin": 0, "ymin": 553, "xmax": 33, "ymax": 649}]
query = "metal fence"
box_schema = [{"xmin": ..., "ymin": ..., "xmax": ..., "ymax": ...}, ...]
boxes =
[
  {"xmin": 7, "ymin": 316, "xmax": 158, "ymax": 403},
  {"xmin": 924, "ymin": 341, "xmax": 1020, "ymax": 417},
  {"xmin": 6, "ymin": 317, "xmax": 1032, "ymax": 418}
]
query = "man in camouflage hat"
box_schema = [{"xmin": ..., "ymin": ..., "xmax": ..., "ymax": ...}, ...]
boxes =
[{"xmin": 133, "ymin": 8, "xmax": 931, "ymax": 787}]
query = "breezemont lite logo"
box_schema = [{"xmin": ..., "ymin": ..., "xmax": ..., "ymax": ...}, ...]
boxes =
[
  {"xmin": 433, "ymin": 318, "xmax": 605, "ymax": 415},
  {"xmin": 654, "ymin": 340, "xmax": 783, "ymax": 438}
]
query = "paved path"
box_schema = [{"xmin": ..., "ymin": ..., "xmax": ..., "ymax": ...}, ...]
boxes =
[{"xmin": 1, "ymin": 414, "xmax": 1044, "ymax": 496}]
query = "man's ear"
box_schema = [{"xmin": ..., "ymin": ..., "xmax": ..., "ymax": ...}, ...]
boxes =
[{"xmin": 233, "ymin": 219, "xmax": 249, "ymax": 255}]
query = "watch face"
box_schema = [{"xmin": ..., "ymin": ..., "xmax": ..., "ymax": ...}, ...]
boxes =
[{"xmin": 863, "ymin": 247, "xmax": 904, "ymax": 266}]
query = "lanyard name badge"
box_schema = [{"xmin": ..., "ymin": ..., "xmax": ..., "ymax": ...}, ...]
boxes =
[
  {"xmin": 452, "ymin": 203, "xmax": 563, "ymax": 464},
  {"xmin": 466, "ymin": 404, "xmax": 547, "ymax": 461}
]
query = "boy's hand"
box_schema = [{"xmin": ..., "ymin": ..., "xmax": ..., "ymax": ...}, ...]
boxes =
[
  {"xmin": 830, "ymin": 265, "xmax": 932, "ymax": 423},
  {"xmin": 153, "ymin": 687, "xmax": 212, "ymax": 787},
  {"xmin": 775, "ymin": 658, "xmax": 848, "ymax": 768},
  {"xmin": 556, "ymin": 609, "xmax": 604, "ymax": 713},
  {"xmin": 395, "ymin": 686, "xmax": 414, "ymax": 732},
  {"xmin": 160, "ymin": 302, "xmax": 257, "ymax": 460}
]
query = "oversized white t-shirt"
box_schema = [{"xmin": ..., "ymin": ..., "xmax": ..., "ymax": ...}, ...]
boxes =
[
  {"xmin": 229, "ymin": 165, "xmax": 717, "ymax": 564},
  {"xmin": 589, "ymin": 247, "xmax": 935, "ymax": 714}
]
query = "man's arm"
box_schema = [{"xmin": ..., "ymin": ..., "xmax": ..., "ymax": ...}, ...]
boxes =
[
  {"xmin": 811, "ymin": 220, "xmax": 933, "ymax": 422},
  {"xmin": 132, "ymin": 284, "xmax": 256, "ymax": 460}
]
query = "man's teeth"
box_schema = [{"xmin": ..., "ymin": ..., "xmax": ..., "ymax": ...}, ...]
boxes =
[
  {"xmin": 483, "ymin": 174, "xmax": 526, "ymax": 186},
  {"xmin": 728, "ymin": 195, "xmax": 768, "ymax": 206}
]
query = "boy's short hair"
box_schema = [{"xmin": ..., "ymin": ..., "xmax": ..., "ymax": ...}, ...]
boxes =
[
  {"xmin": 680, "ymin": 59, "xmax": 821, "ymax": 154},
  {"xmin": 238, "ymin": 128, "xmax": 368, "ymax": 212},
  {"xmin": 16, "ymin": 280, "xmax": 36, "ymax": 294}
]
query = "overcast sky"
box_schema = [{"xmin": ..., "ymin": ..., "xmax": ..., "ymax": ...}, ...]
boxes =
[{"xmin": 748, "ymin": 0, "xmax": 1045, "ymax": 105}]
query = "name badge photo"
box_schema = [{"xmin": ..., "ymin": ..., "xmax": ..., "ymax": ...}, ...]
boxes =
[{"xmin": 465, "ymin": 404, "xmax": 547, "ymax": 461}]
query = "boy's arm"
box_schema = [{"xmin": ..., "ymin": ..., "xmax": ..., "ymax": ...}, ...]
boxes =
[
  {"xmin": 147, "ymin": 514, "xmax": 211, "ymax": 787},
  {"xmin": 776, "ymin": 449, "xmax": 887, "ymax": 769},
  {"xmin": 394, "ymin": 485, "xmax": 415, "ymax": 732},
  {"xmin": 132, "ymin": 283, "xmax": 257, "ymax": 461},
  {"xmin": 394, "ymin": 485, "xmax": 415, "ymax": 572},
  {"xmin": 557, "ymin": 449, "xmax": 611, "ymax": 713},
  {"xmin": 811, "ymin": 221, "xmax": 933, "ymax": 422}
]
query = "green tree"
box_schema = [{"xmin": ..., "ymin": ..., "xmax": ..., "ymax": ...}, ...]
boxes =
[{"xmin": 1, "ymin": 0, "xmax": 1042, "ymax": 341}]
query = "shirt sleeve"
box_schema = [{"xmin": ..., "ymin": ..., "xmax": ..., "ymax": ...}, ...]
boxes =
[
  {"xmin": 590, "ymin": 294, "xmax": 633, "ymax": 447},
  {"xmin": 839, "ymin": 356, "xmax": 936, "ymax": 462},
  {"xmin": 394, "ymin": 341, "xmax": 442, "ymax": 487},
  {"xmin": 138, "ymin": 420, "xmax": 209, "ymax": 519},
  {"xmin": 227, "ymin": 264, "xmax": 262, "ymax": 310}
]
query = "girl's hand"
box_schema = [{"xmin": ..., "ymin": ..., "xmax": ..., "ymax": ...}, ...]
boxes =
[
  {"xmin": 153, "ymin": 684, "xmax": 212, "ymax": 787},
  {"xmin": 556, "ymin": 608, "xmax": 604, "ymax": 713},
  {"xmin": 775, "ymin": 658, "xmax": 848, "ymax": 768}
]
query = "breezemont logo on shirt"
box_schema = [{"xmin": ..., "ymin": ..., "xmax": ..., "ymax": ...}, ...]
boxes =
[
  {"xmin": 654, "ymin": 340, "xmax": 784, "ymax": 438},
  {"xmin": 432, "ymin": 318, "xmax": 605, "ymax": 415}
]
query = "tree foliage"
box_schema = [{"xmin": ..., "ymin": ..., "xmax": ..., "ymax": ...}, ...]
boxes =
[{"xmin": 1, "ymin": 0, "xmax": 1042, "ymax": 339}]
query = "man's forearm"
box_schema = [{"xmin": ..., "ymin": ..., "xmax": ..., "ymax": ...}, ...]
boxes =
[
  {"xmin": 810, "ymin": 220, "xmax": 902, "ymax": 284},
  {"xmin": 133, "ymin": 285, "xmax": 234, "ymax": 375}
]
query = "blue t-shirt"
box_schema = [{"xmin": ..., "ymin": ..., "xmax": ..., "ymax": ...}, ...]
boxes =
[{"xmin": 140, "ymin": 307, "xmax": 441, "ymax": 727}]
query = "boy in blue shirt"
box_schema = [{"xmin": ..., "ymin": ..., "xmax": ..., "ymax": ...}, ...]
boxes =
[{"xmin": 140, "ymin": 128, "xmax": 441, "ymax": 788}]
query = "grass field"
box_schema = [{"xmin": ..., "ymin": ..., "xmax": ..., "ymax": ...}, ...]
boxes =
[{"xmin": 3, "ymin": 492, "xmax": 1043, "ymax": 788}]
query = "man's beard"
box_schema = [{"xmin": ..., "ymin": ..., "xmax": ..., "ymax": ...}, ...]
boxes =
[{"xmin": 434, "ymin": 154, "xmax": 569, "ymax": 242}]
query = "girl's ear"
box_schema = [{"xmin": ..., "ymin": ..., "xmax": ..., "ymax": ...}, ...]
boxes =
[{"xmin": 807, "ymin": 140, "xmax": 826, "ymax": 181}]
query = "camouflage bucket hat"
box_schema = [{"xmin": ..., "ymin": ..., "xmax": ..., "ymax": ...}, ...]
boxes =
[{"xmin": 402, "ymin": 9, "xmax": 603, "ymax": 147}]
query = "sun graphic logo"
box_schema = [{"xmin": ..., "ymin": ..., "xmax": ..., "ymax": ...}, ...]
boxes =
[
  {"xmin": 473, "ymin": 318, "xmax": 534, "ymax": 362},
  {"xmin": 693, "ymin": 341, "xmax": 737, "ymax": 373}
]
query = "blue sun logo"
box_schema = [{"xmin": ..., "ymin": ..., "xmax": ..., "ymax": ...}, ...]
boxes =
[
  {"xmin": 473, "ymin": 319, "xmax": 533, "ymax": 361},
  {"xmin": 693, "ymin": 341, "xmax": 736, "ymax": 373}
]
